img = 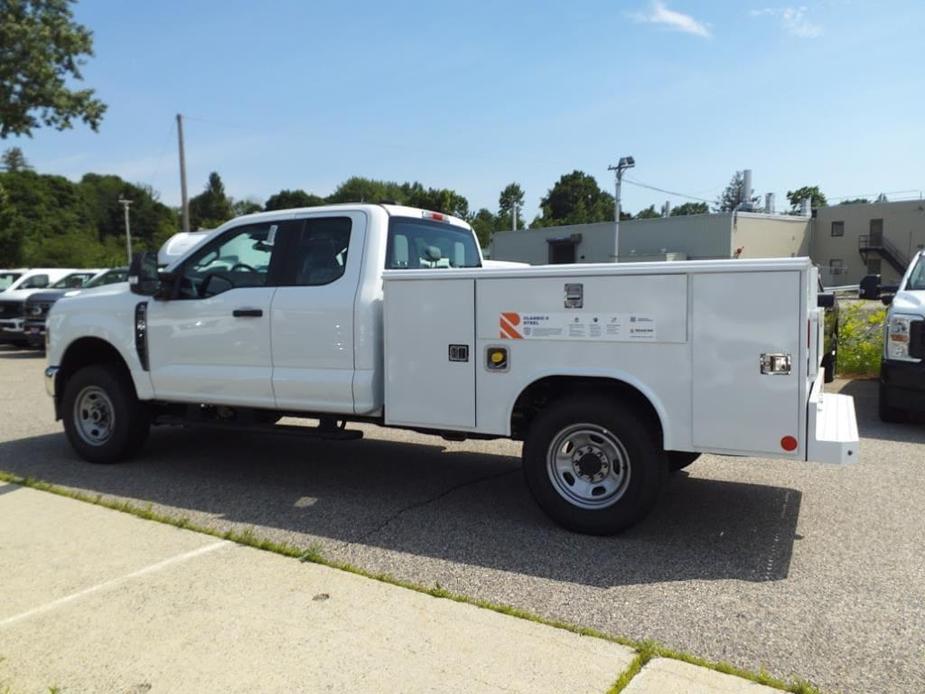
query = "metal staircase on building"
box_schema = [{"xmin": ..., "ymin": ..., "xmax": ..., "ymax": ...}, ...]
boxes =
[{"xmin": 858, "ymin": 232, "xmax": 910, "ymax": 275}]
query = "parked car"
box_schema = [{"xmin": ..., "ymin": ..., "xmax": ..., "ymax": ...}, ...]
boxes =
[
  {"xmin": 44, "ymin": 204, "xmax": 857, "ymax": 535},
  {"xmin": 879, "ymin": 250, "xmax": 925, "ymax": 421},
  {"xmin": 0, "ymin": 269, "xmax": 78, "ymax": 346},
  {"xmin": 24, "ymin": 268, "xmax": 128, "ymax": 349}
]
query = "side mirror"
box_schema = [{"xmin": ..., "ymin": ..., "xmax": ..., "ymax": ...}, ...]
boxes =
[
  {"xmin": 129, "ymin": 251, "xmax": 161, "ymax": 296},
  {"xmin": 881, "ymin": 294, "xmax": 895, "ymax": 306},
  {"xmin": 817, "ymin": 293, "xmax": 835, "ymax": 309}
]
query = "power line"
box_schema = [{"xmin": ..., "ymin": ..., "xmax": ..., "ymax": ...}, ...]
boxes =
[{"xmin": 622, "ymin": 178, "xmax": 713, "ymax": 204}]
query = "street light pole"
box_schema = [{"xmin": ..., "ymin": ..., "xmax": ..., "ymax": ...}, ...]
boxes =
[
  {"xmin": 607, "ymin": 156, "xmax": 635, "ymax": 262},
  {"xmin": 177, "ymin": 113, "xmax": 190, "ymax": 234},
  {"xmin": 118, "ymin": 197, "xmax": 133, "ymax": 263}
]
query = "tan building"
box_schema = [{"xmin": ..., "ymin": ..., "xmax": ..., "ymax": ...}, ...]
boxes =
[
  {"xmin": 812, "ymin": 199, "xmax": 925, "ymax": 285},
  {"xmin": 490, "ymin": 212, "xmax": 811, "ymax": 266},
  {"xmin": 489, "ymin": 199, "xmax": 925, "ymax": 286}
]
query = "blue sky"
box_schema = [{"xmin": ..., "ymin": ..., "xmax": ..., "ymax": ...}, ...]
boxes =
[{"xmin": 10, "ymin": 0, "xmax": 925, "ymax": 219}]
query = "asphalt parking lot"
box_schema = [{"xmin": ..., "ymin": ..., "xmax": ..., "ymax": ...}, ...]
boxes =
[{"xmin": 1, "ymin": 347, "xmax": 923, "ymax": 694}]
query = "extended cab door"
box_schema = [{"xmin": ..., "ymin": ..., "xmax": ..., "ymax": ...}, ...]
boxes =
[
  {"xmin": 270, "ymin": 212, "xmax": 367, "ymax": 413},
  {"xmin": 146, "ymin": 220, "xmax": 292, "ymax": 408}
]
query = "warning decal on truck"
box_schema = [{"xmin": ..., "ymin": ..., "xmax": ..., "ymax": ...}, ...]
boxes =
[{"xmin": 499, "ymin": 312, "xmax": 656, "ymax": 342}]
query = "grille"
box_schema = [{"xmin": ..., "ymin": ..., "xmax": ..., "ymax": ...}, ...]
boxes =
[
  {"xmin": 910, "ymin": 320, "xmax": 925, "ymax": 360},
  {"xmin": 0, "ymin": 301, "xmax": 23, "ymax": 319}
]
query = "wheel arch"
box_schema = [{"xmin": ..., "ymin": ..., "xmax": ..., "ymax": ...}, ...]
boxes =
[
  {"xmin": 55, "ymin": 337, "xmax": 137, "ymax": 418},
  {"xmin": 509, "ymin": 373, "xmax": 669, "ymax": 448}
]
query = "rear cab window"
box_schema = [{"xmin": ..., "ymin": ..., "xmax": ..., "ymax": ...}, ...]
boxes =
[{"xmin": 385, "ymin": 217, "xmax": 481, "ymax": 270}]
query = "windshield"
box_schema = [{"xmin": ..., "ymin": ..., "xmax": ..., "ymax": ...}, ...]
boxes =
[
  {"xmin": 0, "ymin": 272, "xmax": 22, "ymax": 290},
  {"xmin": 906, "ymin": 256, "xmax": 925, "ymax": 291},
  {"xmin": 51, "ymin": 272, "xmax": 95, "ymax": 289},
  {"xmin": 84, "ymin": 269, "xmax": 128, "ymax": 288},
  {"xmin": 385, "ymin": 218, "xmax": 481, "ymax": 269}
]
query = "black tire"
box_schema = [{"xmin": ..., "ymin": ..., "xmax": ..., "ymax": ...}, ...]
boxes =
[
  {"xmin": 822, "ymin": 350, "xmax": 837, "ymax": 384},
  {"xmin": 62, "ymin": 364, "xmax": 150, "ymax": 463},
  {"xmin": 668, "ymin": 451, "xmax": 700, "ymax": 472},
  {"xmin": 878, "ymin": 381, "xmax": 906, "ymax": 423},
  {"xmin": 522, "ymin": 395, "xmax": 667, "ymax": 535}
]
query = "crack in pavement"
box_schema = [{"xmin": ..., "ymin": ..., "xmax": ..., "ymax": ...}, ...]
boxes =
[{"xmin": 341, "ymin": 467, "xmax": 520, "ymax": 550}]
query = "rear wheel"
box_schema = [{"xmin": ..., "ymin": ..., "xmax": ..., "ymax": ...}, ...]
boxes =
[
  {"xmin": 62, "ymin": 365, "xmax": 150, "ymax": 463},
  {"xmin": 522, "ymin": 395, "xmax": 666, "ymax": 535}
]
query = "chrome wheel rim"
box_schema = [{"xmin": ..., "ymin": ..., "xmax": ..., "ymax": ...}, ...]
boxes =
[
  {"xmin": 73, "ymin": 386, "xmax": 116, "ymax": 447},
  {"xmin": 546, "ymin": 424, "xmax": 631, "ymax": 509}
]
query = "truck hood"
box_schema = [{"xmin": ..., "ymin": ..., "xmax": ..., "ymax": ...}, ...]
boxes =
[
  {"xmin": 24, "ymin": 289, "xmax": 68, "ymax": 304},
  {"xmin": 52, "ymin": 282, "xmax": 134, "ymax": 313},
  {"xmin": 0, "ymin": 288, "xmax": 51, "ymax": 302},
  {"xmin": 892, "ymin": 289, "xmax": 925, "ymax": 316}
]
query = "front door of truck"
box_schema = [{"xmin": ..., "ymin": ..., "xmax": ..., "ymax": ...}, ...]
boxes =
[
  {"xmin": 269, "ymin": 212, "xmax": 366, "ymax": 413},
  {"xmin": 146, "ymin": 220, "xmax": 292, "ymax": 408}
]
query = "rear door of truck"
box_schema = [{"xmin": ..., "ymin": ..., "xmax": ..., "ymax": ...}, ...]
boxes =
[{"xmin": 691, "ymin": 268, "xmax": 805, "ymax": 457}]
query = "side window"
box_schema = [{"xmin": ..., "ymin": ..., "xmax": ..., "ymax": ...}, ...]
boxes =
[
  {"xmin": 177, "ymin": 223, "xmax": 279, "ymax": 299},
  {"xmin": 282, "ymin": 217, "xmax": 352, "ymax": 286}
]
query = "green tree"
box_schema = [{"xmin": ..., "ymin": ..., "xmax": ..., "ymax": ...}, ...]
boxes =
[
  {"xmin": 839, "ymin": 198, "xmax": 870, "ymax": 206},
  {"xmin": 326, "ymin": 176, "xmax": 469, "ymax": 218},
  {"xmin": 78, "ymin": 174, "xmax": 177, "ymax": 252},
  {"xmin": 786, "ymin": 185, "xmax": 827, "ymax": 213},
  {"xmin": 468, "ymin": 208, "xmax": 497, "ymax": 248},
  {"xmin": 498, "ymin": 182, "xmax": 525, "ymax": 229},
  {"xmin": 670, "ymin": 201, "xmax": 709, "ymax": 216},
  {"xmin": 533, "ymin": 171, "xmax": 614, "ymax": 227},
  {"xmin": 232, "ymin": 198, "xmax": 263, "ymax": 216},
  {"xmin": 264, "ymin": 189, "xmax": 323, "ymax": 211},
  {"xmin": 1, "ymin": 147, "xmax": 31, "ymax": 171},
  {"xmin": 635, "ymin": 204, "xmax": 660, "ymax": 219},
  {"xmin": 189, "ymin": 172, "xmax": 234, "ymax": 229},
  {"xmin": 0, "ymin": 0, "xmax": 106, "ymax": 138},
  {"xmin": 0, "ymin": 181, "xmax": 24, "ymax": 263},
  {"xmin": 716, "ymin": 171, "xmax": 761, "ymax": 212}
]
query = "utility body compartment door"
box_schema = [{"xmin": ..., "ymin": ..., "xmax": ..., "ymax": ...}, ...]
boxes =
[
  {"xmin": 383, "ymin": 278, "xmax": 475, "ymax": 428},
  {"xmin": 691, "ymin": 271, "xmax": 803, "ymax": 456}
]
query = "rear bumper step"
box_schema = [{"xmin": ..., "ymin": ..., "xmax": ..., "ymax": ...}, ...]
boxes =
[{"xmin": 807, "ymin": 370, "xmax": 859, "ymax": 464}]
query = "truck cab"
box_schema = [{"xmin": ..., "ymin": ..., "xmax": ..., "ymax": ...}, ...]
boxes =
[{"xmin": 879, "ymin": 250, "xmax": 925, "ymax": 421}]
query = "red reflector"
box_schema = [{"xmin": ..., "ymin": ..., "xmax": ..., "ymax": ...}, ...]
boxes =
[{"xmin": 781, "ymin": 435, "xmax": 798, "ymax": 452}]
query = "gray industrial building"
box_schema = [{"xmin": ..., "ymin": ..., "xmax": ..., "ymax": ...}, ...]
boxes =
[{"xmin": 489, "ymin": 199, "xmax": 925, "ymax": 286}]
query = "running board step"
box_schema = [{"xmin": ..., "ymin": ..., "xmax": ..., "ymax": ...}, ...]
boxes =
[{"xmin": 155, "ymin": 417, "xmax": 364, "ymax": 441}]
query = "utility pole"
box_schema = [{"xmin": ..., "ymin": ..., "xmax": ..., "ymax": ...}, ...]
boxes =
[
  {"xmin": 177, "ymin": 113, "xmax": 190, "ymax": 234},
  {"xmin": 118, "ymin": 197, "xmax": 133, "ymax": 263},
  {"xmin": 607, "ymin": 156, "xmax": 635, "ymax": 261},
  {"xmin": 512, "ymin": 200, "xmax": 518, "ymax": 231}
]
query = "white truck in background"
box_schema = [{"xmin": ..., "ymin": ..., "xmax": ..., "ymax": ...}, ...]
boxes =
[{"xmin": 44, "ymin": 204, "xmax": 859, "ymax": 534}]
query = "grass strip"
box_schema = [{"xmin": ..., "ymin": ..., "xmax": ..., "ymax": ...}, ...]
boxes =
[{"xmin": 0, "ymin": 470, "xmax": 821, "ymax": 694}]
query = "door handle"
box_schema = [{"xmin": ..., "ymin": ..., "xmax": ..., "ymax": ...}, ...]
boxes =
[{"xmin": 233, "ymin": 308, "xmax": 263, "ymax": 318}]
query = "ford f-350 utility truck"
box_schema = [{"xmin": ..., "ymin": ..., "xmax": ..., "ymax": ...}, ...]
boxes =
[{"xmin": 44, "ymin": 204, "xmax": 859, "ymax": 534}]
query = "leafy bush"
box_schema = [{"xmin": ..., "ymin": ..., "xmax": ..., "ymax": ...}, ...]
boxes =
[{"xmin": 837, "ymin": 303, "xmax": 886, "ymax": 376}]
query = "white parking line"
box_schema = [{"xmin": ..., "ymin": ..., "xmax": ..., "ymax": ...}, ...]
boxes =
[{"xmin": 0, "ymin": 540, "xmax": 231, "ymax": 629}]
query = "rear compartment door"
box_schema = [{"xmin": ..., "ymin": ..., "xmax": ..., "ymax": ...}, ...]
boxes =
[
  {"xmin": 692, "ymin": 271, "xmax": 802, "ymax": 456},
  {"xmin": 384, "ymin": 278, "xmax": 475, "ymax": 428}
]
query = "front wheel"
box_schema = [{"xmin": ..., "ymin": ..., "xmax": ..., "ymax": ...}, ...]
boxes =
[
  {"xmin": 62, "ymin": 365, "xmax": 150, "ymax": 463},
  {"xmin": 522, "ymin": 395, "xmax": 667, "ymax": 535}
]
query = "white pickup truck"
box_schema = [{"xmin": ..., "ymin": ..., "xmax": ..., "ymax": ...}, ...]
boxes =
[{"xmin": 44, "ymin": 204, "xmax": 859, "ymax": 534}]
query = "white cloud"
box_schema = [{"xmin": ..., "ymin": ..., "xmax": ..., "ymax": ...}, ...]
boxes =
[
  {"xmin": 630, "ymin": 2, "xmax": 712, "ymax": 38},
  {"xmin": 751, "ymin": 6, "xmax": 823, "ymax": 38}
]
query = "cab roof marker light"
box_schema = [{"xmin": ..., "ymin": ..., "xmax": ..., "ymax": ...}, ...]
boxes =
[{"xmin": 422, "ymin": 211, "xmax": 446, "ymax": 222}]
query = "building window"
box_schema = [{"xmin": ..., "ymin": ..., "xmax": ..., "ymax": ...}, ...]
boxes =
[
  {"xmin": 869, "ymin": 218, "xmax": 883, "ymax": 244},
  {"xmin": 829, "ymin": 259, "xmax": 845, "ymax": 276},
  {"xmin": 831, "ymin": 221, "xmax": 844, "ymax": 237}
]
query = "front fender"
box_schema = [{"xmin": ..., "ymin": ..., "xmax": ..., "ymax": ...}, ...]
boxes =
[{"xmin": 47, "ymin": 296, "xmax": 154, "ymax": 400}]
